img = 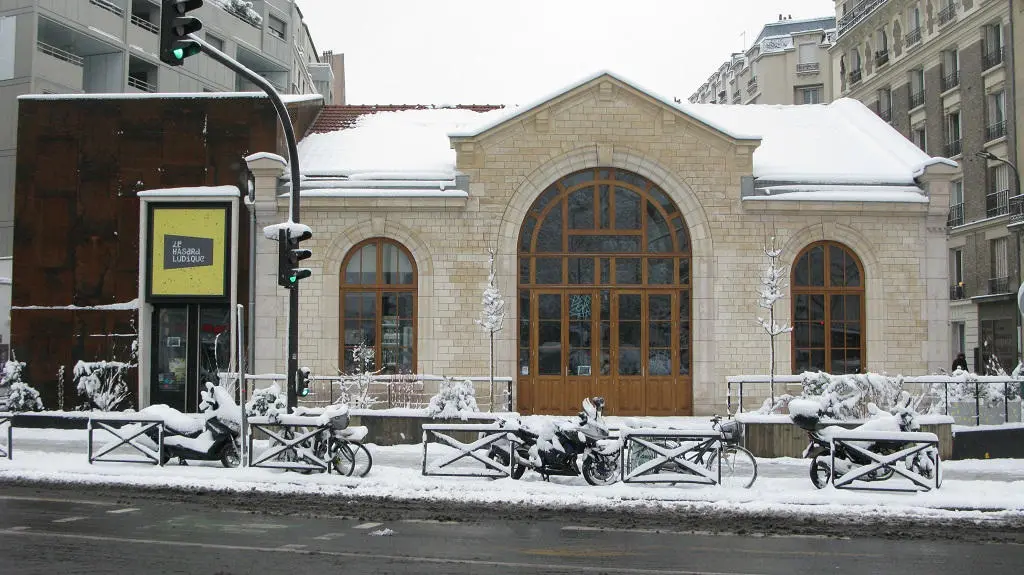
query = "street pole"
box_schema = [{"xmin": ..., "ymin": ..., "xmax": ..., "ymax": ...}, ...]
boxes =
[{"xmin": 188, "ymin": 33, "xmax": 303, "ymax": 410}]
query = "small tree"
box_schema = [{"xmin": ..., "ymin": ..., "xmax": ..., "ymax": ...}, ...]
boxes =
[
  {"xmin": 2, "ymin": 358, "xmax": 44, "ymax": 412},
  {"xmin": 334, "ymin": 343, "xmax": 382, "ymax": 408},
  {"xmin": 424, "ymin": 377, "xmax": 479, "ymax": 419},
  {"xmin": 476, "ymin": 249, "xmax": 505, "ymax": 407},
  {"xmin": 757, "ymin": 236, "xmax": 793, "ymax": 405}
]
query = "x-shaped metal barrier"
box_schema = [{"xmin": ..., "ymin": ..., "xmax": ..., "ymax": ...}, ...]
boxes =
[
  {"xmin": 0, "ymin": 413, "xmax": 11, "ymax": 460},
  {"xmin": 88, "ymin": 417, "xmax": 164, "ymax": 465},
  {"xmin": 247, "ymin": 417, "xmax": 331, "ymax": 473},
  {"xmin": 829, "ymin": 429, "xmax": 942, "ymax": 492},
  {"xmin": 621, "ymin": 429, "xmax": 723, "ymax": 485},
  {"xmin": 421, "ymin": 422, "xmax": 521, "ymax": 478}
]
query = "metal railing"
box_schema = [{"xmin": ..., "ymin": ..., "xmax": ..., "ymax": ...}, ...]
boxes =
[
  {"xmin": 986, "ymin": 121, "xmax": 1006, "ymax": 141},
  {"xmin": 909, "ymin": 89, "xmax": 925, "ymax": 109},
  {"xmin": 986, "ymin": 188, "xmax": 1009, "ymax": 217},
  {"xmin": 944, "ymin": 139, "xmax": 962, "ymax": 158},
  {"xmin": 37, "ymin": 41, "xmax": 84, "ymax": 67},
  {"xmin": 949, "ymin": 283, "xmax": 965, "ymax": 300},
  {"xmin": 941, "ymin": 70, "xmax": 959, "ymax": 91},
  {"xmin": 796, "ymin": 62, "xmax": 819, "ymax": 74},
  {"xmin": 937, "ymin": 3, "xmax": 958, "ymax": 26},
  {"xmin": 747, "ymin": 76, "xmax": 758, "ymax": 91},
  {"xmin": 879, "ymin": 106, "xmax": 892, "ymax": 122},
  {"xmin": 1009, "ymin": 194, "xmax": 1024, "ymax": 226},
  {"xmin": 89, "ymin": 0, "xmax": 124, "ymax": 17},
  {"xmin": 983, "ymin": 46, "xmax": 1005, "ymax": 70},
  {"xmin": 874, "ymin": 49, "xmax": 889, "ymax": 67},
  {"xmin": 947, "ymin": 202, "xmax": 964, "ymax": 227},
  {"xmin": 130, "ymin": 14, "xmax": 158, "ymax": 34},
  {"xmin": 837, "ymin": 0, "xmax": 889, "ymax": 37},
  {"xmin": 128, "ymin": 76, "xmax": 156, "ymax": 93},
  {"xmin": 849, "ymin": 69, "xmax": 862, "ymax": 84},
  {"xmin": 989, "ymin": 276, "xmax": 1010, "ymax": 294},
  {"xmin": 904, "ymin": 27, "xmax": 922, "ymax": 47}
]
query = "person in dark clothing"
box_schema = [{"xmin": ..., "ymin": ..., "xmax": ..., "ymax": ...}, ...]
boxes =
[{"xmin": 952, "ymin": 352, "xmax": 968, "ymax": 372}]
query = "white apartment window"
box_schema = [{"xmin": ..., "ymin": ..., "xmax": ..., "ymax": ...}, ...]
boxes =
[
  {"xmin": 952, "ymin": 322, "xmax": 966, "ymax": 355},
  {"xmin": 268, "ymin": 16, "xmax": 286, "ymax": 41},
  {"xmin": 988, "ymin": 91, "xmax": 1006, "ymax": 139},
  {"xmin": 992, "ymin": 237, "xmax": 1009, "ymax": 282},
  {"xmin": 878, "ymin": 88, "xmax": 892, "ymax": 112},
  {"xmin": 798, "ymin": 43, "xmax": 817, "ymax": 64},
  {"xmin": 912, "ymin": 125, "xmax": 927, "ymax": 151},
  {"xmin": 993, "ymin": 164, "xmax": 1010, "ymax": 193},
  {"xmin": 946, "ymin": 111, "xmax": 961, "ymax": 142},
  {"xmin": 907, "ymin": 5, "xmax": 921, "ymax": 30},
  {"xmin": 951, "ymin": 249, "xmax": 963, "ymax": 284},
  {"xmin": 910, "ymin": 68, "xmax": 924, "ymax": 92},
  {"xmin": 984, "ymin": 23, "xmax": 1002, "ymax": 52},
  {"xmin": 952, "ymin": 180, "xmax": 964, "ymax": 206},
  {"xmin": 205, "ymin": 33, "xmax": 224, "ymax": 52},
  {"xmin": 942, "ymin": 49, "xmax": 959, "ymax": 75},
  {"xmin": 797, "ymin": 86, "xmax": 823, "ymax": 104},
  {"xmin": 877, "ymin": 29, "xmax": 888, "ymax": 52}
]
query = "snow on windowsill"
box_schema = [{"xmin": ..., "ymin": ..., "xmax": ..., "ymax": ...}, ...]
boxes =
[
  {"xmin": 744, "ymin": 186, "xmax": 928, "ymax": 203},
  {"xmin": 281, "ymin": 189, "xmax": 469, "ymax": 199},
  {"xmin": 13, "ymin": 298, "xmax": 139, "ymax": 311}
]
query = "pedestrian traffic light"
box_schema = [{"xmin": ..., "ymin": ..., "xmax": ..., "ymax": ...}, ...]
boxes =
[
  {"xmin": 277, "ymin": 227, "xmax": 313, "ymax": 288},
  {"xmin": 297, "ymin": 367, "xmax": 312, "ymax": 398},
  {"xmin": 160, "ymin": 0, "xmax": 204, "ymax": 66}
]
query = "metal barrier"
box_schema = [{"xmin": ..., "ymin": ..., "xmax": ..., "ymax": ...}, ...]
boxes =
[
  {"xmin": 87, "ymin": 416, "xmax": 164, "ymax": 465},
  {"xmin": 421, "ymin": 422, "xmax": 520, "ymax": 478},
  {"xmin": 620, "ymin": 429, "xmax": 722, "ymax": 485},
  {"xmin": 0, "ymin": 413, "xmax": 11, "ymax": 460},
  {"xmin": 246, "ymin": 415, "xmax": 332, "ymax": 473},
  {"xmin": 828, "ymin": 429, "xmax": 941, "ymax": 492}
]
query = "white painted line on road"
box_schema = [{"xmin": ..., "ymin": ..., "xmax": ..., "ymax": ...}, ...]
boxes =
[
  {"xmin": 0, "ymin": 528, "xmax": 765, "ymax": 575},
  {"xmin": 353, "ymin": 522, "xmax": 381, "ymax": 530},
  {"xmin": 400, "ymin": 519, "xmax": 460, "ymax": 525},
  {"xmin": 313, "ymin": 533, "xmax": 346, "ymax": 541},
  {"xmin": 278, "ymin": 544, "xmax": 307, "ymax": 550},
  {"xmin": 7, "ymin": 526, "xmax": 30, "ymax": 531},
  {"xmin": 52, "ymin": 516, "xmax": 88, "ymax": 524},
  {"xmin": 562, "ymin": 525, "xmax": 844, "ymax": 541},
  {"xmin": 106, "ymin": 508, "xmax": 139, "ymax": 515},
  {"xmin": 0, "ymin": 495, "xmax": 116, "ymax": 506}
]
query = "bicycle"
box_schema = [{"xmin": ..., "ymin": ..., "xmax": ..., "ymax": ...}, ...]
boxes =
[
  {"xmin": 625, "ymin": 415, "xmax": 758, "ymax": 488},
  {"xmin": 286, "ymin": 411, "xmax": 373, "ymax": 477}
]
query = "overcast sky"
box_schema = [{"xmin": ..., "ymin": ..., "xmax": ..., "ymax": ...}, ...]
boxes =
[{"xmin": 297, "ymin": 0, "xmax": 835, "ymax": 105}]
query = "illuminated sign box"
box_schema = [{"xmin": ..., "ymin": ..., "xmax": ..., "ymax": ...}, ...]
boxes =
[{"xmin": 147, "ymin": 204, "xmax": 230, "ymax": 301}]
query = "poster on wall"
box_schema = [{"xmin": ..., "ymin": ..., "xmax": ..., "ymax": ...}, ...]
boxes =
[{"xmin": 147, "ymin": 204, "xmax": 230, "ymax": 300}]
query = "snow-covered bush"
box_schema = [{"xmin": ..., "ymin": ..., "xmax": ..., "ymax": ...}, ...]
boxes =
[
  {"xmin": 245, "ymin": 382, "xmax": 287, "ymax": 418},
  {"xmin": 74, "ymin": 360, "xmax": 133, "ymax": 411},
  {"xmin": 424, "ymin": 378, "xmax": 479, "ymax": 419},
  {"xmin": 2, "ymin": 359, "xmax": 25, "ymax": 387},
  {"xmin": 212, "ymin": 0, "xmax": 263, "ymax": 26},
  {"xmin": 758, "ymin": 371, "xmax": 906, "ymax": 419},
  {"xmin": 333, "ymin": 343, "xmax": 382, "ymax": 409},
  {"xmin": 6, "ymin": 381, "xmax": 44, "ymax": 412}
]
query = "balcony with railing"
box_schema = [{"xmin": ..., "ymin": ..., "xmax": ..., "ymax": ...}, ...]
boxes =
[
  {"xmin": 948, "ymin": 202, "xmax": 964, "ymax": 227},
  {"xmin": 983, "ymin": 46, "xmax": 1005, "ymax": 70},
  {"xmin": 874, "ymin": 49, "xmax": 889, "ymax": 67},
  {"xmin": 904, "ymin": 27, "xmax": 922, "ymax": 47},
  {"xmin": 945, "ymin": 139, "xmax": 962, "ymax": 158},
  {"xmin": 796, "ymin": 62, "xmax": 819, "ymax": 75},
  {"xmin": 989, "ymin": 276, "xmax": 1010, "ymax": 295},
  {"xmin": 747, "ymin": 76, "xmax": 758, "ymax": 92},
  {"xmin": 849, "ymin": 69, "xmax": 862, "ymax": 85},
  {"xmin": 950, "ymin": 283, "xmax": 966, "ymax": 300},
  {"xmin": 130, "ymin": 14, "xmax": 157, "ymax": 34},
  {"xmin": 89, "ymin": 0, "xmax": 123, "ymax": 17},
  {"xmin": 837, "ymin": 0, "xmax": 889, "ymax": 37},
  {"xmin": 35, "ymin": 41, "xmax": 85, "ymax": 91},
  {"xmin": 127, "ymin": 75, "xmax": 156, "ymax": 93},
  {"xmin": 1008, "ymin": 194, "xmax": 1024, "ymax": 228},
  {"xmin": 937, "ymin": 3, "xmax": 958, "ymax": 26},
  {"xmin": 879, "ymin": 106, "xmax": 892, "ymax": 123},
  {"xmin": 941, "ymin": 70, "xmax": 960, "ymax": 92},
  {"xmin": 909, "ymin": 89, "xmax": 925, "ymax": 109},
  {"xmin": 987, "ymin": 121, "xmax": 1007, "ymax": 142},
  {"xmin": 987, "ymin": 188, "xmax": 1010, "ymax": 217}
]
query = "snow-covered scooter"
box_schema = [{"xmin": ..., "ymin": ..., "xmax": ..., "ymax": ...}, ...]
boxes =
[{"xmin": 144, "ymin": 384, "xmax": 242, "ymax": 468}]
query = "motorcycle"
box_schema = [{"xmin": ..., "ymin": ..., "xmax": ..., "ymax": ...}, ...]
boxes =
[
  {"xmin": 144, "ymin": 383, "xmax": 242, "ymax": 468},
  {"xmin": 790, "ymin": 397, "xmax": 938, "ymax": 489},
  {"xmin": 488, "ymin": 397, "xmax": 621, "ymax": 486}
]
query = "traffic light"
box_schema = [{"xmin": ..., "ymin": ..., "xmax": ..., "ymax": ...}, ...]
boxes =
[
  {"xmin": 160, "ymin": 0, "xmax": 203, "ymax": 66},
  {"xmin": 277, "ymin": 227, "xmax": 313, "ymax": 288},
  {"xmin": 297, "ymin": 367, "xmax": 312, "ymax": 398}
]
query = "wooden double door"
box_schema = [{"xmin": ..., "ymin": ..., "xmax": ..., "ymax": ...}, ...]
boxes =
[{"xmin": 519, "ymin": 289, "xmax": 691, "ymax": 416}]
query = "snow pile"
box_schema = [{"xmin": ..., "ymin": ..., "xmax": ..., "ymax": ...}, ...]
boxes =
[
  {"xmin": 138, "ymin": 404, "xmax": 204, "ymax": 435},
  {"xmin": 199, "ymin": 382, "xmax": 242, "ymax": 427},
  {"xmin": 424, "ymin": 378, "xmax": 479, "ymax": 419},
  {"xmin": 1, "ymin": 359, "xmax": 44, "ymax": 412},
  {"xmin": 245, "ymin": 383, "xmax": 287, "ymax": 418},
  {"xmin": 74, "ymin": 360, "xmax": 133, "ymax": 412}
]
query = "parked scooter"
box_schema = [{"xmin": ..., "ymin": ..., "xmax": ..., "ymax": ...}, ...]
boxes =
[
  {"xmin": 144, "ymin": 383, "xmax": 241, "ymax": 468},
  {"xmin": 790, "ymin": 398, "xmax": 938, "ymax": 488},
  {"xmin": 488, "ymin": 397, "xmax": 621, "ymax": 486}
]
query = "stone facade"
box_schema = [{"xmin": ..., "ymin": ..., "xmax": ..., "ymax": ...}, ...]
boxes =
[{"xmin": 250, "ymin": 74, "xmax": 954, "ymax": 415}]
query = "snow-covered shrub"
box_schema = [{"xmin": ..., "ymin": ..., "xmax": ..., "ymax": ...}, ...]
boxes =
[
  {"xmin": 74, "ymin": 360, "xmax": 133, "ymax": 411},
  {"xmin": 6, "ymin": 381, "xmax": 44, "ymax": 412},
  {"xmin": 212, "ymin": 0, "xmax": 263, "ymax": 26},
  {"xmin": 757, "ymin": 371, "xmax": 906, "ymax": 419},
  {"xmin": 333, "ymin": 343, "xmax": 382, "ymax": 409},
  {"xmin": 1, "ymin": 359, "xmax": 25, "ymax": 387},
  {"xmin": 245, "ymin": 382, "xmax": 287, "ymax": 418},
  {"xmin": 424, "ymin": 378, "xmax": 479, "ymax": 419}
]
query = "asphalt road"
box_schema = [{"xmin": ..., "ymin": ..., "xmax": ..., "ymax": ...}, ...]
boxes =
[{"xmin": 0, "ymin": 485, "xmax": 1021, "ymax": 575}]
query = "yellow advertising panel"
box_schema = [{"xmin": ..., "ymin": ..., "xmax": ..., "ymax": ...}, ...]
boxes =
[{"xmin": 149, "ymin": 205, "xmax": 229, "ymax": 299}]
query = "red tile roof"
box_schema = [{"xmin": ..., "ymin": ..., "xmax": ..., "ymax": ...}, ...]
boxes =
[{"xmin": 306, "ymin": 104, "xmax": 505, "ymax": 135}]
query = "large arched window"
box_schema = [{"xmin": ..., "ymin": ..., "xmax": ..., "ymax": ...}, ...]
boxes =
[
  {"xmin": 791, "ymin": 241, "xmax": 865, "ymax": 375},
  {"xmin": 340, "ymin": 239, "xmax": 416, "ymax": 374}
]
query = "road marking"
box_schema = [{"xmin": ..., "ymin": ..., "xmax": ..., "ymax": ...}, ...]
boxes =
[
  {"xmin": 7, "ymin": 526, "xmax": 29, "ymax": 531},
  {"xmin": 52, "ymin": 517, "xmax": 87, "ymax": 524},
  {"xmin": 278, "ymin": 544, "xmax": 307, "ymax": 550},
  {"xmin": 0, "ymin": 495, "xmax": 116, "ymax": 506},
  {"xmin": 106, "ymin": 508, "xmax": 139, "ymax": 515},
  {"xmin": 353, "ymin": 522, "xmax": 381, "ymax": 530},
  {"xmin": 314, "ymin": 533, "xmax": 345, "ymax": 541},
  {"xmin": 0, "ymin": 528, "xmax": 766, "ymax": 575},
  {"xmin": 399, "ymin": 519, "xmax": 460, "ymax": 525},
  {"xmin": 562, "ymin": 525, "xmax": 846, "ymax": 541}
]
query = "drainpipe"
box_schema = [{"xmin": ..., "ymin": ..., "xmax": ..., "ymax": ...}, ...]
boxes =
[{"xmin": 247, "ymin": 172, "xmax": 256, "ymax": 392}]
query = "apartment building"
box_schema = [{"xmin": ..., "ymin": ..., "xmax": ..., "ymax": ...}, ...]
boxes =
[
  {"xmin": 831, "ymin": 0, "xmax": 1017, "ymax": 372},
  {"xmin": 0, "ymin": 0, "xmax": 336, "ymax": 258},
  {"xmin": 689, "ymin": 16, "xmax": 837, "ymax": 105}
]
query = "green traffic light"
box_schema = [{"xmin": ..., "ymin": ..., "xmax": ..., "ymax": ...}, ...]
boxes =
[{"xmin": 172, "ymin": 47, "xmax": 184, "ymax": 60}]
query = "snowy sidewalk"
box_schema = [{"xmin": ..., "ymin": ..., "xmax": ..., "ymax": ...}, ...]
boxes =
[{"xmin": 2, "ymin": 428, "xmax": 1023, "ymax": 522}]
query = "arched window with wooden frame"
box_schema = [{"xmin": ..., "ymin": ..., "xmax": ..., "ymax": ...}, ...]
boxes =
[
  {"xmin": 791, "ymin": 241, "xmax": 865, "ymax": 375},
  {"xmin": 340, "ymin": 238, "xmax": 417, "ymax": 375}
]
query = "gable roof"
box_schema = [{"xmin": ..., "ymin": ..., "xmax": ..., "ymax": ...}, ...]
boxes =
[{"xmin": 752, "ymin": 16, "xmax": 836, "ymax": 45}]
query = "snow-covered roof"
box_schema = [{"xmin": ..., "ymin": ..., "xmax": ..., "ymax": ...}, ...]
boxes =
[{"xmin": 18, "ymin": 92, "xmax": 323, "ymax": 104}]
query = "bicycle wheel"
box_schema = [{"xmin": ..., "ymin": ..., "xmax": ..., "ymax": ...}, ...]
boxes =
[
  {"xmin": 708, "ymin": 445, "xmax": 758, "ymax": 488},
  {"xmin": 330, "ymin": 439, "xmax": 356, "ymax": 476},
  {"xmin": 349, "ymin": 442, "xmax": 373, "ymax": 477}
]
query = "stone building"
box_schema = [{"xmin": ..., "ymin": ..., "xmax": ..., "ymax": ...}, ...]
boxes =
[{"xmin": 248, "ymin": 72, "xmax": 956, "ymax": 416}]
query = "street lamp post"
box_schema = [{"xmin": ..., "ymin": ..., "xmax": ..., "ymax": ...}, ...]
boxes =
[{"xmin": 975, "ymin": 151, "xmax": 1023, "ymax": 371}]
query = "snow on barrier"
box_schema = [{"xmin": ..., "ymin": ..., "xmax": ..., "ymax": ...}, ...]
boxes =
[
  {"xmin": 0, "ymin": 412, "xmax": 11, "ymax": 459},
  {"xmin": 828, "ymin": 429, "xmax": 941, "ymax": 492},
  {"xmin": 620, "ymin": 429, "xmax": 723, "ymax": 485},
  {"xmin": 246, "ymin": 415, "xmax": 332, "ymax": 473},
  {"xmin": 421, "ymin": 422, "xmax": 520, "ymax": 478},
  {"xmin": 87, "ymin": 414, "xmax": 164, "ymax": 465}
]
